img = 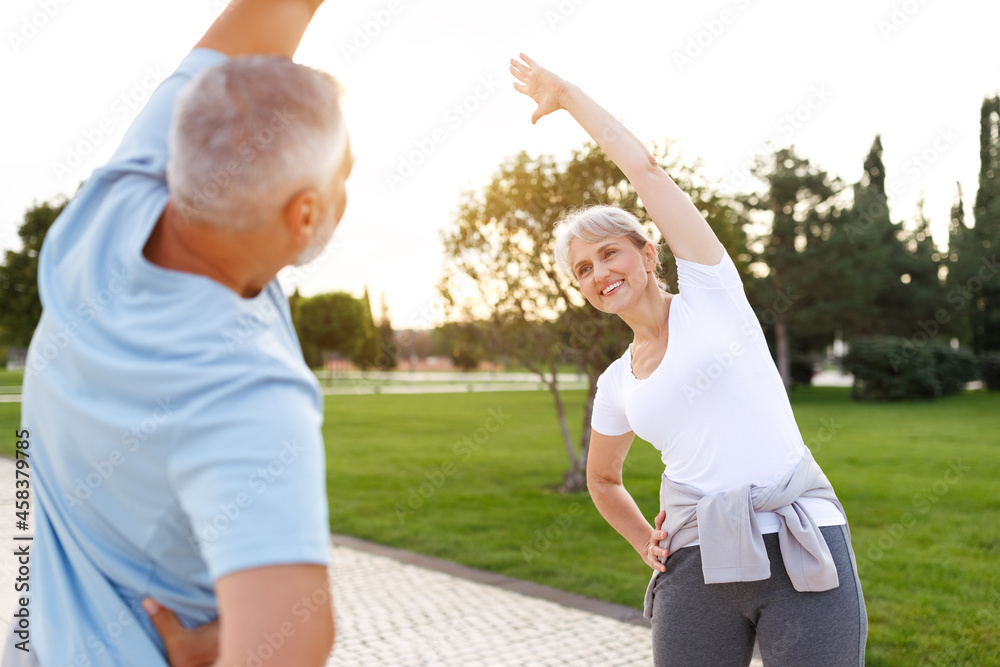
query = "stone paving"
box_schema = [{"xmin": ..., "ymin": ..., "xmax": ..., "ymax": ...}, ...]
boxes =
[
  {"xmin": 324, "ymin": 539, "xmax": 654, "ymax": 666},
  {"xmin": 0, "ymin": 457, "xmax": 764, "ymax": 665}
]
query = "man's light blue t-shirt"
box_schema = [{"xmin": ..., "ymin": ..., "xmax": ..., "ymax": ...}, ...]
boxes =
[{"xmin": 21, "ymin": 48, "xmax": 331, "ymax": 665}]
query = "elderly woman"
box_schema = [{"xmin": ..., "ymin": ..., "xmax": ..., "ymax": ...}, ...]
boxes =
[{"xmin": 510, "ymin": 54, "xmax": 867, "ymax": 667}]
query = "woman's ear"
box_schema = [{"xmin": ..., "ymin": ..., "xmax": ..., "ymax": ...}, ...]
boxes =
[{"xmin": 644, "ymin": 241, "xmax": 658, "ymax": 270}]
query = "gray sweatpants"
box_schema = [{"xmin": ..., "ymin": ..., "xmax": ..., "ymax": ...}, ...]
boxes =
[{"xmin": 650, "ymin": 524, "xmax": 867, "ymax": 667}]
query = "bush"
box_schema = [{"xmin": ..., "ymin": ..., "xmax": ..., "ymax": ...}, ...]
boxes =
[
  {"xmin": 843, "ymin": 337, "xmax": 976, "ymax": 401},
  {"xmin": 790, "ymin": 354, "xmax": 817, "ymax": 387},
  {"xmin": 930, "ymin": 345, "xmax": 977, "ymax": 396},
  {"xmin": 978, "ymin": 352, "xmax": 1000, "ymax": 391}
]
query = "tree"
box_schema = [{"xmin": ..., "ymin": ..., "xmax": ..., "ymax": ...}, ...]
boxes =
[
  {"xmin": 892, "ymin": 194, "xmax": 950, "ymax": 338},
  {"xmin": 0, "ymin": 197, "xmax": 68, "ymax": 347},
  {"xmin": 375, "ymin": 292, "xmax": 398, "ymax": 370},
  {"xmin": 433, "ymin": 321, "xmax": 489, "ymax": 370},
  {"xmin": 440, "ymin": 141, "xmax": 746, "ymax": 491},
  {"xmin": 970, "ymin": 95, "xmax": 1000, "ymax": 352},
  {"xmin": 354, "ymin": 288, "xmax": 381, "ymax": 368},
  {"xmin": 742, "ymin": 146, "xmax": 842, "ymax": 389},
  {"xmin": 294, "ymin": 291, "xmax": 376, "ymax": 368},
  {"xmin": 946, "ymin": 182, "xmax": 978, "ymax": 344}
]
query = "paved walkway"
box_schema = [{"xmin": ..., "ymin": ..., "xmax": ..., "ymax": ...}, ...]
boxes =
[{"xmin": 0, "ymin": 458, "xmax": 763, "ymax": 665}]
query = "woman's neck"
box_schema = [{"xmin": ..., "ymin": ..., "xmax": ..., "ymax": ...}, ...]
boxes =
[{"xmin": 619, "ymin": 285, "xmax": 672, "ymax": 346}]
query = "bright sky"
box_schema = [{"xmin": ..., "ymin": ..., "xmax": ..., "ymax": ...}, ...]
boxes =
[{"xmin": 2, "ymin": 0, "xmax": 998, "ymax": 328}]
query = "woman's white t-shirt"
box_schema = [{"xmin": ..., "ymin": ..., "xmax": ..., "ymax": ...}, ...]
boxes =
[{"xmin": 591, "ymin": 249, "xmax": 845, "ymax": 535}]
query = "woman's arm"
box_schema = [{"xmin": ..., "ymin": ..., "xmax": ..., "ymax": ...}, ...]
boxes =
[
  {"xmin": 510, "ymin": 54, "xmax": 723, "ymax": 266},
  {"xmin": 586, "ymin": 429, "xmax": 668, "ymax": 573}
]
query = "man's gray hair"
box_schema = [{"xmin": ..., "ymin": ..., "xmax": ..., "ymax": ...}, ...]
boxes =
[{"xmin": 167, "ymin": 55, "xmax": 347, "ymax": 230}]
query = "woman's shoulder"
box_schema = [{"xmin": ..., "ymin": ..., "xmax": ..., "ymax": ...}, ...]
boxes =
[{"xmin": 597, "ymin": 348, "xmax": 631, "ymax": 388}]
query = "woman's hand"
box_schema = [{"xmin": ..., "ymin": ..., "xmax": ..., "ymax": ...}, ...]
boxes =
[
  {"xmin": 642, "ymin": 510, "xmax": 669, "ymax": 573},
  {"xmin": 143, "ymin": 598, "xmax": 220, "ymax": 667},
  {"xmin": 509, "ymin": 53, "xmax": 570, "ymax": 125}
]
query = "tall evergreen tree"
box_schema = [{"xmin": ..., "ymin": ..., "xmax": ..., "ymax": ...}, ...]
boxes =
[
  {"xmin": 837, "ymin": 135, "xmax": 941, "ymax": 339},
  {"xmin": 970, "ymin": 95, "xmax": 1000, "ymax": 351},
  {"xmin": 946, "ymin": 182, "xmax": 977, "ymax": 342},
  {"xmin": 376, "ymin": 292, "xmax": 398, "ymax": 370},
  {"xmin": 897, "ymin": 194, "xmax": 949, "ymax": 336}
]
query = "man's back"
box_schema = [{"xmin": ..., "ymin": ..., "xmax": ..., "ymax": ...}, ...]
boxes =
[{"xmin": 21, "ymin": 46, "xmax": 331, "ymax": 665}]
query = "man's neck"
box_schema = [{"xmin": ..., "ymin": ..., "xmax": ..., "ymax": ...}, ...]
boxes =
[{"xmin": 143, "ymin": 203, "xmax": 274, "ymax": 299}]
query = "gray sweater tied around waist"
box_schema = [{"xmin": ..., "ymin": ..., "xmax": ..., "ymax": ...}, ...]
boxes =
[{"xmin": 642, "ymin": 447, "xmax": 847, "ymax": 619}]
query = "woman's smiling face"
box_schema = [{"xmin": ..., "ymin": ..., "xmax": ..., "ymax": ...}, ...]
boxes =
[{"xmin": 569, "ymin": 234, "xmax": 658, "ymax": 313}]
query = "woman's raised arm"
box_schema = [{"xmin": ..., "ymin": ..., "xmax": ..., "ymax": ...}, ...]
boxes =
[{"xmin": 510, "ymin": 53, "xmax": 723, "ymax": 266}]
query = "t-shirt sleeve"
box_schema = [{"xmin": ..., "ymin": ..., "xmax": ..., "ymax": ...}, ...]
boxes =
[
  {"xmin": 673, "ymin": 248, "xmax": 761, "ymax": 332},
  {"xmin": 169, "ymin": 380, "xmax": 330, "ymax": 581},
  {"xmin": 675, "ymin": 248, "xmax": 744, "ymax": 291},
  {"xmin": 106, "ymin": 48, "xmax": 229, "ymax": 175},
  {"xmin": 590, "ymin": 360, "xmax": 633, "ymax": 436}
]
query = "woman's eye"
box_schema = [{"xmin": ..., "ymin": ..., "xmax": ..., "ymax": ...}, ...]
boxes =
[{"xmin": 579, "ymin": 266, "xmax": 591, "ymax": 276}]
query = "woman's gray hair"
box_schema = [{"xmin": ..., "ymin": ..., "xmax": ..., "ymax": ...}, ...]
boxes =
[
  {"xmin": 167, "ymin": 55, "xmax": 348, "ymax": 230},
  {"xmin": 553, "ymin": 205, "xmax": 663, "ymax": 280}
]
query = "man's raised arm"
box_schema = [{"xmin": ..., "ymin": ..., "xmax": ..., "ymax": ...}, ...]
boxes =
[{"xmin": 195, "ymin": 0, "xmax": 325, "ymax": 57}]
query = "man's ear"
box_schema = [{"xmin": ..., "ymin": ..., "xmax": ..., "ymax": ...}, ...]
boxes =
[{"xmin": 282, "ymin": 187, "xmax": 322, "ymax": 246}]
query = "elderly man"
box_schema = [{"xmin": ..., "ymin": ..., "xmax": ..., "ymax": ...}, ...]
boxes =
[{"xmin": 6, "ymin": 1, "xmax": 350, "ymax": 664}]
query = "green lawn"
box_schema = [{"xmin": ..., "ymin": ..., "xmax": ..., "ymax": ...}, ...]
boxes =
[
  {"xmin": 1, "ymin": 387, "xmax": 997, "ymax": 664},
  {"xmin": 0, "ymin": 370, "xmax": 23, "ymax": 389}
]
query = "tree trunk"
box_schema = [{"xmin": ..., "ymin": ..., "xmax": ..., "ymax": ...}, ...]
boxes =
[
  {"xmin": 541, "ymin": 370, "xmax": 585, "ymax": 492},
  {"xmin": 577, "ymin": 376, "xmax": 598, "ymax": 475}
]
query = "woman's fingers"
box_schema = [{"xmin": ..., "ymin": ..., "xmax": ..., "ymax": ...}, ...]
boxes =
[
  {"xmin": 654, "ymin": 509, "xmax": 666, "ymax": 531},
  {"xmin": 519, "ymin": 52, "xmax": 539, "ymax": 68},
  {"xmin": 509, "ymin": 64, "xmax": 528, "ymax": 85}
]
